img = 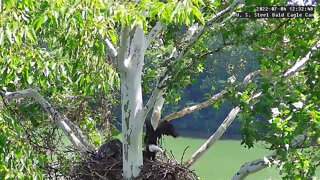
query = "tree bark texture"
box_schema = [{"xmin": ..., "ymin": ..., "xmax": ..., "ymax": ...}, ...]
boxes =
[{"xmin": 119, "ymin": 26, "xmax": 145, "ymax": 179}]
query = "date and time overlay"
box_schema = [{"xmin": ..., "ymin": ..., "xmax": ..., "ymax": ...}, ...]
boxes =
[{"xmin": 235, "ymin": 6, "xmax": 316, "ymax": 18}]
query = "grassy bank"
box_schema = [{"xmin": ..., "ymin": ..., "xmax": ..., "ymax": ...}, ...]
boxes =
[{"xmin": 163, "ymin": 137, "xmax": 281, "ymax": 180}]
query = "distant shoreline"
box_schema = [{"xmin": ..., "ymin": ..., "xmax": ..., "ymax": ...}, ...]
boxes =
[{"xmin": 177, "ymin": 130, "xmax": 241, "ymax": 140}]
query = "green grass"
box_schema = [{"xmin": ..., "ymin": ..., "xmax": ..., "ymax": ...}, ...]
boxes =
[{"xmin": 163, "ymin": 137, "xmax": 281, "ymax": 180}]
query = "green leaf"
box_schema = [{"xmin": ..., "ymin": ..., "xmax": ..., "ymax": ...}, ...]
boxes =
[
  {"xmin": 107, "ymin": 30, "xmax": 117, "ymax": 44},
  {"xmin": 198, "ymin": 0, "xmax": 205, "ymax": 6},
  {"xmin": 193, "ymin": 0, "xmax": 199, "ymax": 7},
  {"xmin": 26, "ymin": 27, "xmax": 36, "ymax": 43},
  {"xmin": 212, "ymin": 1, "xmax": 220, "ymax": 7},
  {"xmin": 5, "ymin": 172, "xmax": 14, "ymax": 180},
  {"xmin": 34, "ymin": 14, "xmax": 48, "ymax": 31},
  {"xmin": 163, "ymin": 4, "xmax": 173, "ymax": 22},
  {"xmin": 191, "ymin": 5, "xmax": 205, "ymax": 25},
  {"xmin": 86, "ymin": 75, "xmax": 90, "ymax": 83},
  {"xmin": 16, "ymin": 172, "xmax": 24, "ymax": 179},
  {"xmin": 0, "ymin": 28, "xmax": 4, "ymax": 45},
  {"xmin": 5, "ymin": 28, "xmax": 13, "ymax": 44}
]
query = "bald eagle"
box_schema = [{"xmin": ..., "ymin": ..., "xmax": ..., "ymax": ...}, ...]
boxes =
[
  {"xmin": 92, "ymin": 121, "xmax": 178, "ymax": 161},
  {"xmin": 143, "ymin": 120, "xmax": 178, "ymax": 160},
  {"xmin": 93, "ymin": 139, "xmax": 122, "ymax": 160}
]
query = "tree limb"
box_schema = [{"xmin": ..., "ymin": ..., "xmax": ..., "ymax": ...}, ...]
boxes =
[
  {"xmin": 231, "ymin": 152, "xmax": 277, "ymax": 180},
  {"xmin": 142, "ymin": 88, "xmax": 164, "ymax": 121},
  {"xmin": 163, "ymin": 91, "xmax": 226, "ymax": 122},
  {"xmin": 184, "ymin": 106, "xmax": 241, "ymax": 167},
  {"xmin": 150, "ymin": 92, "xmax": 165, "ymax": 130},
  {"xmin": 142, "ymin": 48, "xmax": 177, "ymax": 120},
  {"xmin": 176, "ymin": 0, "xmax": 243, "ymax": 60},
  {"xmin": 63, "ymin": 117, "xmax": 94, "ymax": 151},
  {"xmin": 184, "ymin": 89, "xmax": 262, "ymax": 167},
  {"xmin": 2, "ymin": 89, "xmax": 94, "ymax": 156},
  {"xmin": 284, "ymin": 39, "xmax": 320, "ymax": 77},
  {"xmin": 232, "ymin": 134, "xmax": 307, "ymax": 180},
  {"xmin": 162, "ymin": 70, "xmax": 262, "ymax": 122},
  {"xmin": 101, "ymin": 35, "xmax": 118, "ymax": 60},
  {"xmin": 145, "ymin": 22, "xmax": 163, "ymax": 51}
]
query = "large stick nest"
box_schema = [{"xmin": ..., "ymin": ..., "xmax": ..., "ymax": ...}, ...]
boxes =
[{"xmin": 70, "ymin": 152, "xmax": 199, "ymax": 180}]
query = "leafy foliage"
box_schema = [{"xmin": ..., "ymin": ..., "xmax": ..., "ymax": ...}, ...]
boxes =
[
  {"xmin": 1, "ymin": 0, "xmax": 122, "ymax": 178},
  {"xmin": 0, "ymin": 109, "xmax": 44, "ymax": 179},
  {"xmin": 1, "ymin": 0, "xmax": 320, "ymax": 179}
]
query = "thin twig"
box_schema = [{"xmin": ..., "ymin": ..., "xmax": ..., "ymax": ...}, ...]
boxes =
[{"xmin": 180, "ymin": 146, "xmax": 190, "ymax": 165}]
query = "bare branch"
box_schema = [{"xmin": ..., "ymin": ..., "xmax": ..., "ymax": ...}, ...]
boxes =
[
  {"xmin": 184, "ymin": 90, "xmax": 262, "ymax": 167},
  {"xmin": 2, "ymin": 89, "xmax": 94, "ymax": 156},
  {"xmin": 142, "ymin": 50, "xmax": 177, "ymax": 120},
  {"xmin": 163, "ymin": 91, "xmax": 226, "ymax": 122},
  {"xmin": 103, "ymin": 37, "xmax": 118, "ymax": 59},
  {"xmin": 63, "ymin": 118, "xmax": 94, "ymax": 151},
  {"xmin": 232, "ymin": 152, "xmax": 277, "ymax": 180},
  {"xmin": 175, "ymin": 41, "xmax": 320, "ymax": 167},
  {"xmin": 150, "ymin": 92, "xmax": 165, "ymax": 130},
  {"xmin": 176, "ymin": 0, "xmax": 243, "ymax": 60},
  {"xmin": 232, "ymin": 134, "xmax": 307, "ymax": 179},
  {"xmin": 142, "ymin": 88, "xmax": 164, "ymax": 121},
  {"xmin": 243, "ymin": 70, "xmax": 262, "ymax": 83},
  {"xmin": 145, "ymin": 22, "xmax": 163, "ymax": 50},
  {"xmin": 184, "ymin": 106, "xmax": 241, "ymax": 167},
  {"xmin": 284, "ymin": 39, "xmax": 320, "ymax": 77},
  {"xmin": 162, "ymin": 70, "xmax": 262, "ymax": 122}
]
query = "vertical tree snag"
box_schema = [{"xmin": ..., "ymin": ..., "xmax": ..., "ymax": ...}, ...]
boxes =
[{"xmin": 118, "ymin": 26, "xmax": 146, "ymax": 179}]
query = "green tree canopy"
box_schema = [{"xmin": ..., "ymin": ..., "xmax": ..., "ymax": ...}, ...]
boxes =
[{"xmin": 0, "ymin": 0, "xmax": 319, "ymax": 179}]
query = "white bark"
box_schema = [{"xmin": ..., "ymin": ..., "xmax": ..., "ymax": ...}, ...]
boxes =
[
  {"xmin": 145, "ymin": 22, "xmax": 163, "ymax": 50},
  {"xmin": 142, "ymin": 48, "xmax": 177, "ymax": 120},
  {"xmin": 102, "ymin": 36, "xmax": 118, "ymax": 61},
  {"xmin": 232, "ymin": 152, "xmax": 277, "ymax": 180},
  {"xmin": 184, "ymin": 88, "xmax": 262, "ymax": 167},
  {"xmin": 232, "ymin": 134, "xmax": 307, "ymax": 180},
  {"xmin": 118, "ymin": 26, "xmax": 130, "ymax": 72},
  {"xmin": 119, "ymin": 26, "xmax": 146, "ymax": 179},
  {"xmin": 284, "ymin": 39, "xmax": 320, "ymax": 77},
  {"xmin": 184, "ymin": 107, "xmax": 241, "ymax": 167},
  {"xmin": 143, "ymin": 87, "xmax": 164, "ymax": 121},
  {"xmin": 185, "ymin": 39, "xmax": 317, "ymax": 169},
  {"xmin": 150, "ymin": 92, "xmax": 165, "ymax": 130},
  {"xmin": 163, "ymin": 91, "xmax": 226, "ymax": 122},
  {"xmin": 2, "ymin": 89, "xmax": 93, "ymax": 156}
]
